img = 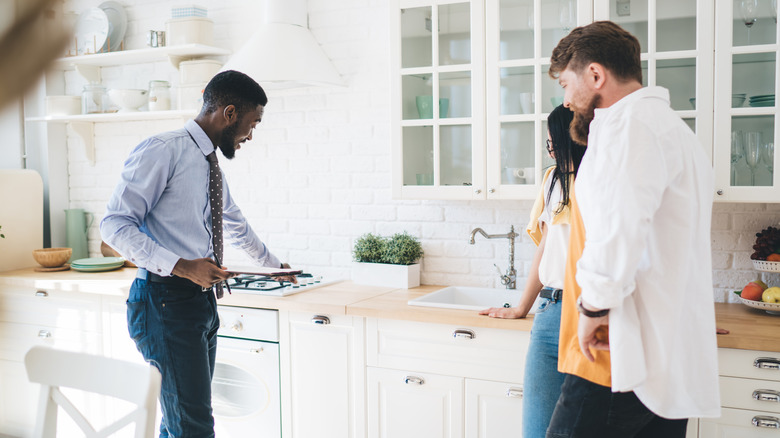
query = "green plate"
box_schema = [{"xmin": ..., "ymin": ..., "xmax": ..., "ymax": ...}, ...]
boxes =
[
  {"xmin": 750, "ymin": 101, "xmax": 775, "ymax": 107},
  {"xmin": 71, "ymin": 264, "xmax": 123, "ymax": 272},
  {"xmin": 751, "ymin": 94, "xmax": 776, "ymax": 99},
  {"xmin": 71, "ymin": 257, "xmax": 124, "ymax": 267},
  {"xmin": 750, "ymin": 96, "xmax": 776, "ymax": 101}
]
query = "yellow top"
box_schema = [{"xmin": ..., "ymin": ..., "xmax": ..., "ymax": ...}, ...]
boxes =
[{"xmin": 526, "ymin": 167, "xmax": 573, "ymax": 246}]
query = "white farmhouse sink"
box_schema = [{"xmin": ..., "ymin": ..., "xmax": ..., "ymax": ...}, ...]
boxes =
[{"xmin": 408, "ymin": 286, "xmax": 521, "ymax": 311}]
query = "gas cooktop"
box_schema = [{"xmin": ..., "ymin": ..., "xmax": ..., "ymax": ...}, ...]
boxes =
[{"xmin": 226, "ymin": 273, "xmax": 341, "ymax": 297}]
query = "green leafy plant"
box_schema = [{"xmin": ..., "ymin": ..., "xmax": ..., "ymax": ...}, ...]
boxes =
[
  {"xmin": 0, "ymin": 225, "xmax": 4, "ymax": 239},
  {"xmin": 353, "ymin": 232, "xmax": 423, "ymax": 265}
]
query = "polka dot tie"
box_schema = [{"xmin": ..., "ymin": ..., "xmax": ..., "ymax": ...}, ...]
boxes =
[{"xmin": 207, "ymin": 151, "xmax": 224, "ymax": 299}]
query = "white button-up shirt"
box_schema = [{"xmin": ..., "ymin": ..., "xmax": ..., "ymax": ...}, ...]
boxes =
[{"xmin": 576, "ymin": 87, "xmax": 720, "ymax": 418}]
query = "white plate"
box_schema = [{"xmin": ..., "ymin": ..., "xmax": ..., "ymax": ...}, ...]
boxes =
[
  {"xmin": 737, "ymin": 294, "xmax": 780, "ymax": 315},
  {"xmin": 753, "ymin": 260, "xmax": 780, "ymax": 272},
  {"xmin": 75, "ymin": 8, "xmax": 109, "ymax": 55},
  {"xmin": 99, "ymin": 1, "xmax": 127, "ymax": 52}
]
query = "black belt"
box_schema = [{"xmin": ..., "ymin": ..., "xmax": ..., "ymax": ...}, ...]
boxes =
[
  {"xmin": 137, "ymin": 268, "xmax": 211, "ymax": 292},
  {"xmin": 540, "ymin": 287, "xmax": 563, "ymax": 302}
]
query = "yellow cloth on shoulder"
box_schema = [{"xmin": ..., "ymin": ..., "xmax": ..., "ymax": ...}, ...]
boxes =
[{"xmin": 525, "ymin": 166, "xmax": 573, "ymax": 246}]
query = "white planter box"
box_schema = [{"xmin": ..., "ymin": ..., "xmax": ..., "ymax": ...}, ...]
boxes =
[{"xmin": 352, "ymin": 262, "xmax": 420, "ymax": 289}]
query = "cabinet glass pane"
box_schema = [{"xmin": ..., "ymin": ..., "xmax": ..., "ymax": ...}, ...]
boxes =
[
  {"xmin": 500, "ymin": 122, "xmax": 535, "ymax": 184},
  {"xmin": 657, "ymin": 0, "xmax": 697, "ymax": 52},
  {"xmin": 683, "ymin": 118, "xmax": 696, "ymax": 133},
  {"xmin": 541, "ymin": 120, "xmax": 555, "ymax": 171},
  {"xmin": 441, "ymin": 71, "xmax": 472, "ymax": 118},
  {"xmin": 542, "ymin": 65, "xmax": 565, "ymax": 113},
  {"xmin": 500, "ymin": 66, "xmax": 534, "ymax": 115},
  {"xmin": 732, "ymin": 0, "xmax": 777, "ymax": 46},
  {"xmin": 731, "ymin": 116, "xmax": 774, "ymax": 186},
  {"xmin": 541, "ymin": 0, "xmax": 577, "ymax": 56},
  {"xmin": 440, "ymin": 125, "xmax": 472, "ymax": 185},
  {"xmin": 732, "ymin": 52, "xmax": 776, "ymax": 104},
  {"xmin": 500, "ymin": 0, "xmax": 534, "ymax": 60},
  {"xmin": 438, "ymin": 3, "xmax": 471, "ymax": 66},
  {"xmin": 402, "ymin": 7, "xmax": 432, "ymax": 68},
  {"xmin": 611, "ymin": 8, "xmax": 648, "ymax": 53},
  {"xmin": 657, "ymin": 58, "xmax": 696, "ymax": 111},
  {"xmin": 402, "ymin": 126, "xmax": 434, "ymax": 185},
  {"xmin": 402, "ymin": 75, "xmax": 433, "ymax": 120}
]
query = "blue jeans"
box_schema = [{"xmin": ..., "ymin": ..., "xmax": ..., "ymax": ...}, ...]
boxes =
[
  {"xmin": 546, "ymin": 374, "xmax": 688, "ymax": 438},
  {"xmin": 523, "ymin": 298, "xmax": 565, "ymax": 438},
  {"xmin": 127, "ymin": 278, "xmax": 220, "ymax": 438}
]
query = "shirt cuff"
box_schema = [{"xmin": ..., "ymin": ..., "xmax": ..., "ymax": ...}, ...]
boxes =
[
  {"xmin": 144, "ymin": 246, "xmax": 180, "ymax": 277},
  {"xmin": 576, "ymin": 269, "xmax": 629, "ymax": 310}
]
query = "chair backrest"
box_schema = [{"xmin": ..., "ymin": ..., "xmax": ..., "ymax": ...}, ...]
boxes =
[{"xmin": 24, "ymin": 346, "xmax": 161, "ymax": 438}]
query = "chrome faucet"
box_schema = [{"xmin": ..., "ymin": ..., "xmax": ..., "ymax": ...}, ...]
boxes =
[{"xmin": 468, "ymin": 226, "xmax": 518, "ymax": 289}]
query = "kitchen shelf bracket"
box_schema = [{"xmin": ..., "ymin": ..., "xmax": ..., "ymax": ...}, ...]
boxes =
[
  {"xmin": 67, "ymin": 122, "xmax": 95, "ymax": 166},
  {"xmin": 74, "ymin": 65, "xmax": 101, "ymax": 84}
]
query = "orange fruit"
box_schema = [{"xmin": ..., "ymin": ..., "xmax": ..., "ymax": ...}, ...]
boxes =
[{"xmin": 767, "ymin": 253, "xmax": 780, "ymax": 261}]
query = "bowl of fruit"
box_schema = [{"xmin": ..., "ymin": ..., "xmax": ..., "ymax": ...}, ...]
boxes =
[
  {"xmin": 734, "ymin": 280, "xmax": 780, "ymax": 315},
  {"xmin": 751, "ymin": 226, "xmax": 780, "ymax": 272}
]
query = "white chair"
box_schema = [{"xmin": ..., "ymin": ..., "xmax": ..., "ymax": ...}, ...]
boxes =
[{"xmin": 24, "ymin": 346, "xmax": 161, "ymax": 438}]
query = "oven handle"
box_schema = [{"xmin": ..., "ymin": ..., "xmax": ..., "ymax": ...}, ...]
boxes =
[{"xmin": 311, "ymin": 315, "xmax": 331, "ymax": 325}]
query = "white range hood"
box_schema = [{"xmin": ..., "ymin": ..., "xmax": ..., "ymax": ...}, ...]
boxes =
[{"xmin": 221, "ymin": 0, "xmax": 343, "ymax": 89}]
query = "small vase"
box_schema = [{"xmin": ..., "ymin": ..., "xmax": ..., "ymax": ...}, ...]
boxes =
[{"xmin": 352, "ymin": 262, "xmax": 421, "ymax": 289}]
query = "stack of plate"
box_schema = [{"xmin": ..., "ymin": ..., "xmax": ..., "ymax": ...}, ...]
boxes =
[
  {"xmin": 71, "ymin": 257, "xmax": 125, "ymax": 272},
  {"xmin": 750, "ymin": 94, "xmax": 776, "ymax": 107}
]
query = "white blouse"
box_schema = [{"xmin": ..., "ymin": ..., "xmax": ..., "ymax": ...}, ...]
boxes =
[{"xmin": 537, "ymin": 171, "xmax": 569, "ymax": 290}]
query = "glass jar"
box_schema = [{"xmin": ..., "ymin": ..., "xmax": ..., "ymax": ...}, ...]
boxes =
[
  {"xmin": 148, "ymin": 80, "xmax": 171, "ymax": 111},
  {"xmin": 81, "ymin": 84, "xmax": 107, "ymax": 114}
]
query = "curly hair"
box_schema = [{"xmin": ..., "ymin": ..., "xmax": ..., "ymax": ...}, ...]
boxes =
[
  {"xmin": 549, "ymin": 21, "xmax": 642, "ymax": 84},
  {"xmin": 201, "ymin": 70, "xmax": 268, "ymax": 115}
]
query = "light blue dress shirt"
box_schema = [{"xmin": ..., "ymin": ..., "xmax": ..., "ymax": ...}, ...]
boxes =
[{"xmin": 100, "ymin": 119, "xmax": 280, "ymax": 276}]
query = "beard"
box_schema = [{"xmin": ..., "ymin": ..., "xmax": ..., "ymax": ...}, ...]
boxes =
[
  {"xmin": 569, "ymin": 93, "xmax": 601, "ymax": 146},
  {"xmin": 217, "ymin": 122, "xmax": 239, "ymax": 159}
]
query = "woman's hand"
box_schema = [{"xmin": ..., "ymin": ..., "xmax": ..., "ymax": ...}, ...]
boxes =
[{"xmin": 478, "ymin": 306, "xmax": 527, "ymax": 319}]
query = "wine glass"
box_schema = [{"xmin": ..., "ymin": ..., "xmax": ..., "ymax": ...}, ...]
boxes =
[
  {"xmin": 743, "ymin": 131, "xmax": 762, "ymax": 185},
  {"xmin": 762, "ymin": 142, "xmax": 774, "ymax": 174},
  {"xmin": 559, "ymin": 0, "xmax": 576, "ymax": 32},
  {"xmin": 731, "ymin": 130, "xmax": 744, "ymax": 185},
  {"xmin": 741, "ymin": 0, "xmax": 759, "ymax": 44}
]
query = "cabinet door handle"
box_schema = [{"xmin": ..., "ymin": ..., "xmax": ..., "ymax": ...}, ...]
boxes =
[
  {"xmin": 404, "ymin": 376, "xmax": 425, "ymax": 385},
  {"xmin": 35, "ymin": 291, "xmax": 48, "ymax": 297},
  {"xmin": 506, "ymin": 387, "xmax": 523, "ymax": 398},
  {"xmin": 752, "ymin": 415, "xmax": 780, "ymax": 429},
  {"xmin": 474, "ymin": 189, "xmax": 482, "ymax": 194},
  {"xmin": 753, "ymin": 389, "xmax": 780, "ymax": 403},
  {"xmin": 311, "ymin": 315, "xmax": 330, "ymax": 325},
  {"xmin": 754, "ymin": 357, "xmax": 780, "ymax": 370},
  {"xmin": 452, "ymin": 329, "xmax": 475, "ymax": 340},
  {"xmin": 38, "ymin": 330, "xmax": 51, "ymax": 339}
]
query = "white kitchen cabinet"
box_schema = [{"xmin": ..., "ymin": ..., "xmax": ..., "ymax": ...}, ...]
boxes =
[
  {"xmin": 281, "ymin": 311, "xmax": 366, "ymax": 438},
  {"xmin": 700, "ymin": 408, "xmax": 780, "ymax": 437},
  {"xmin": 464, "ymin": 378, "xmax": 523, "ymax": 438}
]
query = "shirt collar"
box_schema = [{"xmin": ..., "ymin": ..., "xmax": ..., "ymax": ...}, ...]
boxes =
[
  {"xmin": 184, "ymin": 119, "xmax": 217, "ymax": 157},
  {"xmin": 593, "ymin": 86, "xmax": 670, "ymax": 121}
]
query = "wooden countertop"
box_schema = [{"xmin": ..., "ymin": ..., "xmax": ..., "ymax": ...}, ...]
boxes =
[{"xmin": 1, "ymin": 267, "xmax": 779, "ymax": 351}]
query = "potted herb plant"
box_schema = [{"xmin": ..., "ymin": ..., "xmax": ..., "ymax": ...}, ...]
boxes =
[{"xmin": 352, "ymin": 232, "xmax": 423, "ymax": 288}]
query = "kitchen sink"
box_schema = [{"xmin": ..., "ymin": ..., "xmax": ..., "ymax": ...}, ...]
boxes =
[{"xmin": 408, "ymin": 286, "xmax": 521, "ymax": 311}]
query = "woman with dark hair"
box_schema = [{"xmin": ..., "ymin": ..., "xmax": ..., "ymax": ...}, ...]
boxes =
[{"xmin": 480, "ymin": 104, "xmax": 585, "ymax": 438}]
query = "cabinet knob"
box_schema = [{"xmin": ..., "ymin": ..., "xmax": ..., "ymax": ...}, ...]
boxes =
[
  {"xmin": 404, "ymin": 376, "xmax": 425, "ymax": 385},
  {"xmin": 488, "ymin": 188, "xmax": 495, "ymax": 193},
  {"xmin": 231, "ymin": 321, "xmax": 243, "ymax": 333},
  {"xmin": 753, "ymin": 389, "xmax": 780, "ymax": 403},
  {"xmin": 38, "ymin": 330, "xmax": 51, "ymax": 339},
  {"xmin": 249, "ymin": 347, "xmax": 264, "ymax": 354},
  {"xmin": 35, "ymin": 291, "xmax": 48, "ymax": 297},
  {"xmin": 506, "ymin": 387, "xmax": 523, "ymax": 398},
  {"xmin": 452, "ymin": 329, "xmax": 475, "ymax": 340},
  {"xmin": 752, "ymin": 415, "xmax": 780, "ymax": 429},
  {"xmin": 311, "ymin": 315, "xmax": 331, "ymax": 325},
  {"xmin": 474, "ymin": 189, "xmax": 482, "ymax": 194},
  {"xmin": 754, "ymin": 357, "xmax": 780, "ymax": 370},
  {"xmin": 717, "ymin": 189, "xmax": 723, "ymax": 195}
]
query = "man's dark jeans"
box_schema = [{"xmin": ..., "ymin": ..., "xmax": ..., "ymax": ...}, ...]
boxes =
[
  {"xmin": 127, "ymin": 278, "xmax": 220, "ymax": 438},
  {"xmin": 546, "ymin": 374, "xmax": 688, "ymax": 438}
]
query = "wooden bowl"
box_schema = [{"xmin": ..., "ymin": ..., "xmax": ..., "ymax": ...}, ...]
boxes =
[{"xmin": 32, "ymin": 248, "xmax": 72, "ymax": 268}]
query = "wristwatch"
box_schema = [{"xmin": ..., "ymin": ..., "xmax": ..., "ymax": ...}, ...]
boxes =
[{"xmin": 576, "ymin": 296, "xmax": 609, "ymax": 318}]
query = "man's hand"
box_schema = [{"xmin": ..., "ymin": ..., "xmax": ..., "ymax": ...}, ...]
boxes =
[
  {"xmin": 478, "ymin": 307, "xmax": 527, "ymax": 319},
  {"xmin": 578, "ymin": 304, "xmax": 610, "ymax": 362},
  {"xmin": 271, "ymin": 262, "xmax": 297, "ymax": 284},
  {"xmin": 172, "ymin": 258, "xmax": 233, "ymax": 288}
]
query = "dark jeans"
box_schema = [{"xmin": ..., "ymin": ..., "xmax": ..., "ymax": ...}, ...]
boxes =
[
  {"xmin": 127, "ymin": 278, "xmax": 220, "ymax": 438},
  {"xmin": 546, "ymin": 374, "xmax": 688, "ymax": 438}
]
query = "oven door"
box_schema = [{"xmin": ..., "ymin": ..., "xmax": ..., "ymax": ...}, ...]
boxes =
[{"xmin": 213, "ymin": 336, "xmax": 281, "ymax": 437}]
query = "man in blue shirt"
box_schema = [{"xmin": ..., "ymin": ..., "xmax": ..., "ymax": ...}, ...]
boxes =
[{"xmin": 101, "ymin": 70, "xmax": 285, "ymax": 437}]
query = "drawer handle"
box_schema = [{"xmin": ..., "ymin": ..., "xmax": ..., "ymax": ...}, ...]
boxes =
[
  {"xmin": 506, "ymin": 387, "xmax": 523, "ymax": 398},
  {"xmin": 453, "ymin": 329, "xmax": 475, "ymax": 340},
  {"xmin": 38, "ymin": 330, "xmax": 51, "ymax": 339},
  {"xmin": 754, "ymin": 357, "xmax": 780, "ymax": 370},
  {"xmin": 249, "ymin": 348, "xmax": 263, "ymax": 354},
  {"xmin": 404, "ymin": 376, "xmax": 425, "ymax": 385},
  {"xmin": 752, "ymin": 415, "xmax": 780, "ymax": 429},
  {"xmin": 753, "ymin": 389, "xmax": 780, "ymax": 403},
  {"xmin": 35, "ymin": 291, "xmax": 48, "ymax": 297},
  {"xmin": 311, "ymin": 316, "xmax": 330, "ymax": 325}
]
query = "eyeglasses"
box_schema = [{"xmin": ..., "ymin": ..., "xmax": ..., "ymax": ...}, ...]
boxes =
[{"xmin": 546, "ymin": 139, "xmax": 554, "ymax": 154}]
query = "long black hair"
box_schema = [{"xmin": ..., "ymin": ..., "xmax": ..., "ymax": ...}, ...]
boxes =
[{"xmin": 546, "ymin": 104, "xmax": 586, "ymax": 214}]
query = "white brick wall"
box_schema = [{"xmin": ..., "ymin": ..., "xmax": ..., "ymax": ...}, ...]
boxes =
[{"xmin": 60, "ymin": 0, "xmax": 780, "ymax": 301}]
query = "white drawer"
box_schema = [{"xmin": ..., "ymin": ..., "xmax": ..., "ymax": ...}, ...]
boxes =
[
  {"xmin": 0, "ymin": 321, "xmax": 103, "ymax": 362},
  {"xmin": 366, "ymin": 318, "xmax": 529, "ymax": 382},
  {"xmin": 721, "ymin": 376, "xmax": 780, "ymax": 414},
  {"xmin": 720, "ymin": 348, "xmax": 780, "ymax": 381},
  {"xmin": 0, "ymin": 286, "xmax": 102, "ymax": 331},
  {"xmin": 699, "ymin": 407, "xmax": 780, "ymax": 437}
]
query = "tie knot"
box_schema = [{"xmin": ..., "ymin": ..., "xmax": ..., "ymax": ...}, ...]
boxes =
[{"xmin": 207, "ymin": 151, "xmax": 218, "ymax": 164}]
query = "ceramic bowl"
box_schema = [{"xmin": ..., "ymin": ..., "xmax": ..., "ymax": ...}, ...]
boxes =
[
  {"xmin": 107, "ymin": 88, "xmax": 148, "ymax": 112},
  {"xmin": 32, "ymin": 247, "xmax": 72, "ymax": 268}
]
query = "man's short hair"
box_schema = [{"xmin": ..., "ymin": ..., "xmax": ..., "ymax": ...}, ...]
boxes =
[
  {"xmin": 201, "ymin": 70, "xmax": 268, "ymax": 115},
  {"xmin": 549, "ymin": 21, "xmax": 642, "ymax": 84}
]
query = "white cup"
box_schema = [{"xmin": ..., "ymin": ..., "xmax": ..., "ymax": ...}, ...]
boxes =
[
  {"xmin": 519, "ymin": 92, "xmax": 535, "ymax": 114},
  {"xmin": 504, "ymin": 167, "xmax": 524, "ymax": 184},
  {"xmin": 514, "ymin": 167, "xmax": 536, "ymax": 184}
]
